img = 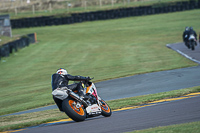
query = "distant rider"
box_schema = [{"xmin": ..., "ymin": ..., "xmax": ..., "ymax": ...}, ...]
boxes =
[
  {"xmin": 188, "ymin": 27, "xmax": 197, "ymax": 45},
  {"xmin": 51, "ymin": 68, "xmax": 91, "ymax": 111},
  {"xmin": 199, "ymin": 32, "xmax": 200, "ymax": 43},
  {"xmin": 182, "ymin": 26, "xmax": 190, "ymax": 48}
]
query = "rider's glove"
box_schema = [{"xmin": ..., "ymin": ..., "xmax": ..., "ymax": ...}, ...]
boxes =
[{"xmin": 86, "ymin": 76, "xmax": 92, "ymax": 81}]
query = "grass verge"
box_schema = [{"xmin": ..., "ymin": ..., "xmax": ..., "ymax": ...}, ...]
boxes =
[
  {"xmin": 128, "ymin": 121, "xmax": 200, "ymax": 133},
  {"xmin": 0, "ymin": 36, "xmax": 19, "ymax": 47},
  {"xmin": 0, "ymin": 86, "xmax": 200, "ymax": 132}
]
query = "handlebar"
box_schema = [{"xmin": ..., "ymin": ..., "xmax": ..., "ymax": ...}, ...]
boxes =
[{"xmin": 90, "ymin": 77, "xmax": 94, "ymax": 80}]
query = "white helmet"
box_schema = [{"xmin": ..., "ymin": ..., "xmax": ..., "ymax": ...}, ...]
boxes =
[{"xmin": 56, "ymin": 68, "xmax": 68, "ymax": 75}]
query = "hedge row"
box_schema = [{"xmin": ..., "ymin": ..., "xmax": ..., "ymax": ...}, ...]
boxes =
[
  {"xmin": 0, "ymin": 33, "xmax": 36, "ymax": 59},
  {"xmin": 11, "ymin": 0, "xmax": 200, "ymax": 29}
]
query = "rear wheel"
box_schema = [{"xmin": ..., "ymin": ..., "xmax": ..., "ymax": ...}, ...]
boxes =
[
  {"xmin": 62, "ymin": 97, "xmax": 86, "ymax": 122},
  {"xmin": 100, "ymin": 99, "xmax": 112, "ymax": 117},
  {"xmin": 190, "ymin": 41, "xmax": 195, "ymax": 50},
  {"xmin": 192, "ymin": 42, "xmax": 195, "ymax": 50}
]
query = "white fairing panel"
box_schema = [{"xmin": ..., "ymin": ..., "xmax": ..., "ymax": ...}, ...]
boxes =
[
  {"xmin": 52, "ymin": 89, "xmax": 68, "ymax": 100},
  {"xmin": 189, "ymin": 35, "xmax": 195, "ymax": 40},
  {"xmin": 87, "ymin": 83, "xmax": 101, "ymax": 102},
  {"xmin": 86, "ymin": 104, "xmax": 102, "ymax": 115}
]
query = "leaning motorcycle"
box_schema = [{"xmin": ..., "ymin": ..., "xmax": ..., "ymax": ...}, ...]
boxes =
[
  {"xmin": 52, "ymin": 78, "xmax": 112, "ymax": 122},
  {"xmin": 188, "ymin": 34, "xmax": 197, "ymax": 50}
]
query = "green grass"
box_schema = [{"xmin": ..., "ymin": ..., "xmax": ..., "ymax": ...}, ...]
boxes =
[
  {"xmin": 0, "ymin": 36, "xmax": 19, "ymax": 47},
  {"xmin": 0, "ymin": 9, "xmax": 199, "ymax": 116},
  {"xmin": 108, "ymin": 86, "xmax": 200, "ymax": 110},
  {"xmin": 1, "ymin": 86, "xmax": 200, "ymax": 132},
  {"xmin": 128, "ymin": 121, "xmax": 200, "ymax": 133}
]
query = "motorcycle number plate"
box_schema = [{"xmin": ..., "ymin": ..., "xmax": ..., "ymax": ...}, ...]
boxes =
[{"xmin": 86, "ymin": 104, "xmax": 101, "ymax": 114}]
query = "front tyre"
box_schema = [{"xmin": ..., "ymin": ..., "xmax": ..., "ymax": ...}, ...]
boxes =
[
  {"xmin": 62, "ymin": 97, "xmax": 86, "ymax": 122},
  {"xmin": 100, "ymin": 99, "xmax": 112, "ymax": 117}
]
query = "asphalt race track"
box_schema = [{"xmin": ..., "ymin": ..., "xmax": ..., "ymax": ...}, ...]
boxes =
[
  {"xmin": 167, "ymin": 42, "xmax": 200, "ymax": 64},
  {"xmin": 4, "ymin": 42, "xmax": 200, "ymax": 133},
  {"xmin": 3, "ymin": 65, "xmax": 200, "ymax": 117},
  {"xmin": 16, "ymin": 96, "xmax": 200, "ymax": 133}
]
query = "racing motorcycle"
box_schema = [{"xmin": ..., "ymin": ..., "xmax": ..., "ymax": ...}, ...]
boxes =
[
  {"xmin": 52, "ymin": 78, "xmax": 112, "ymax": 122},
  {"xmin": 188, "ymin": 34, "xmax": 197, "ymax": 50}
]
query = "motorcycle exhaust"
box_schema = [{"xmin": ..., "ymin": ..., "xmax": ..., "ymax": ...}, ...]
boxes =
[{"xmin": 68, "ymin": 90, "xmax": 88, "ymax": 107}]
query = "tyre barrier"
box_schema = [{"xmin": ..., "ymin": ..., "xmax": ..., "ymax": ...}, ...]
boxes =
[
  {"xmin": 10, "ymin": 0, "xmax": 200, "ymax": 29},
  {"xmin": 0, "ymin": 33, "xmax": 36, "ymax": 60}
]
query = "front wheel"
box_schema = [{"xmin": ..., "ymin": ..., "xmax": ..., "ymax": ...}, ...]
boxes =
[
  {"xmin": 62, "ymin": 97, "xmax": 86, "ymax": 122},
  {"xmin": 100, "ymin": 99, "xmax": 112, "ymax": 117}
]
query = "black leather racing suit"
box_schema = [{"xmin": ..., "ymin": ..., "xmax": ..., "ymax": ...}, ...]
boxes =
[
  {"xmin": 51, "ymin": 73, "xmax": 89, "ymax": 111},
  {"xmin": 188, "ymin": 29, "xmax": 197, "ymax": 46},
  {"xmin": 188, "ymin": 29, "xmax": 197, "ymax": 40},
  {"xmin": 183, "ymin": 30, "xmax": 190, "ymax": 42}
]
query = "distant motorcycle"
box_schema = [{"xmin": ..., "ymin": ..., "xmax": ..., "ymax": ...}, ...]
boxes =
[
  {"xmin": 188, "ymin": 34, "xmax": 197, "ymax": 50},
  {"xmin": 52, "ymin": 78, "xmax": 112, "ymax": 122}
]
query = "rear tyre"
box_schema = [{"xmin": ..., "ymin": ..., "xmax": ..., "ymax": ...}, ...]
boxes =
[
  {"xmin": 100, "ymin": 99, "xmax": 112, "ymax": 117},
  {"xmin": 62, "ymin": 97, "xmax": 86, "ymax": 122},
  {"xmin": 191, "ymin": 42, "xmax": 195, "ymax": 50}
]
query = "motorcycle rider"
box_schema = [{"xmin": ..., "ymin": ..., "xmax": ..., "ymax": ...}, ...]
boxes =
[
  {"xmin": 182, "ymin": 26, "xmax": 190, "ymax": 48},
  {"xmin": 199, "ymin": 33, "xmax": 200, "ymax": 43},
  {"xmin": 51, "ymin": 68, "xmax": 91, "ymax": 111},
  {"xmin": 188, "ymin": 27, "xmax": 197, "ymax": 45}
]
